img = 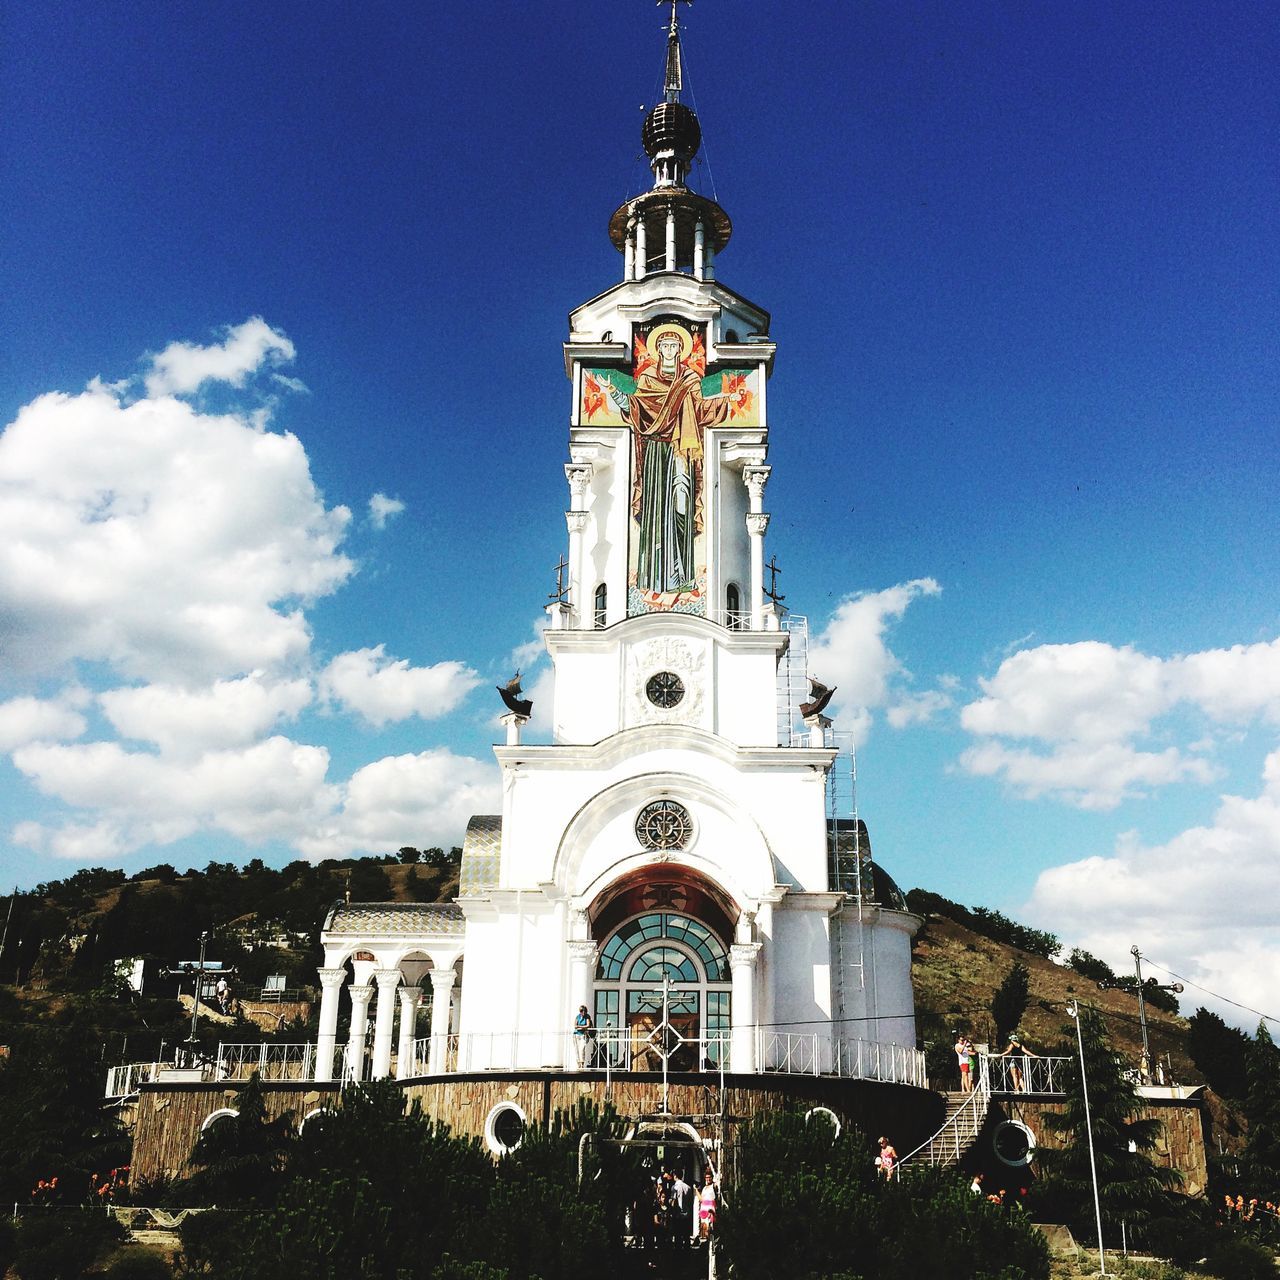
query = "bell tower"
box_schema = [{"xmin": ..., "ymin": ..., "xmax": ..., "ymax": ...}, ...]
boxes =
[{"xmin": 555, "ymin": 0, "xmax": 777, "ymax": 646}]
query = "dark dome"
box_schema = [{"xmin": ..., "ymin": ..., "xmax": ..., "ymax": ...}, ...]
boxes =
[{"xmin": 642, "ymin": 101, "xmax": 701, "ymax": 163}]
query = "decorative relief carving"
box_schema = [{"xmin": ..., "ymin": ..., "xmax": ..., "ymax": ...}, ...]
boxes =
[
  {"xmin": 745, "ymin": 512, "xmax": 771, "ymax": 538},
  {"xmin": 565, "ymin": 462, "xmax": 593, "ymax": 505},
  {"xmin": 565, "ymin": 509, "xmax": 589, "ymax": 535},
  {"xmin": 742, "ymin": 464, "xmax": 771, "ymax": 504},
  {"xmin": 626, "ymin": 636, "xmax": 708, "ymax": 727}
]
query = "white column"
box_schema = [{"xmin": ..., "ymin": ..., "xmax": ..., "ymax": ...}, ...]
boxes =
[
  {"xmin": 746, "ymin": 513, "xmax": 770, "ymax": 630},
  {"xmin": 567, "ymin": 940, "xmax": 598, "ymax": 1068},
  {"xmin": 635, "ymin": 215, "xmax": 647, "ymax": 279},
  {"xmin": 314, "ymin": 967, "xmax": 346, "ymax": 1081},
  {"xmin": 396, "ymin": 985, "xmax": 422, "ymax": 1080},
  {"xmin": 346, "ymin": 984, "xmax": 373, "ymax": 1081},
  {"xmin": 565, "ymin": 509, "xmax": 588, "ymax": 625},
  {"xmin": 704, "ymin": 234, "xmax": 715, "ymax": 281},
  {"xmin": 428, "ymin": 966, "xmax": 457, "ymax": 1075},
  {"xmin": 730, "ymin": 943, "xmax": 762, "ymax": 1073},
  {"xmin": 693, "ymin": 219, "xmax": 705, "ymax": 281},
  {"xmin": 565, "ymin": 462, "xmax": 592, "ymax": 628},
  {"xmin": 665, "ymin": 205, "xmax": 677, "ymax": 270},
  {"xmin": 500, "ymin": 711, "xmax": 528, "ymax": 745},
  {"xmin": 624, "ymin": 222, "xmax": 636, "ymax": 281},
  {"xmin": 743, "ymin": 466, "xmax": 771, "ymax": 631},
  {"xmin": 370, "ymin": 968, "xmax": 401, "ymax": 1080}
]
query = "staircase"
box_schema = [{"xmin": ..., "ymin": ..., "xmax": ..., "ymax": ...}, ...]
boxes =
[{"xmin": 897, "ymin": 1088, "xmax": 990, "ymax": 1171}]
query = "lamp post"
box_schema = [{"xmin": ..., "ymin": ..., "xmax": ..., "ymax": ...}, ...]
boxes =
[
  {"xmin": 187, "ymin": 930, "xmax": 209, "ymax": 1045},
  {"xmin": 1066, "ymin": 1001, "xmax": 1111, "ymax": 1278},
  {"xmin": 1129, "ymin": 947, "xmax": 1182, "ymax": 1083}
]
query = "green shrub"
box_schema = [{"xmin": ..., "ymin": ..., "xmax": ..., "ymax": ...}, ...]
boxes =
[
  {"xmin": 176, "ymin": 1209, "xmax": 241, "ymax": 1277},
  {"xmin": 104, "ymin": 1248, "xmax": 173, "ymax": 1279},
  {"xmin": 13, "ymin": 1210, "xmax": 124, "ymax": 1280},
  {"xmin": 1140, "ymin": 1213, "xmax": 1212, "ymax": 1265},
  {"xmin": 1203, "ymin": 1236, "xmax": 1277, "ymax": 1280}
]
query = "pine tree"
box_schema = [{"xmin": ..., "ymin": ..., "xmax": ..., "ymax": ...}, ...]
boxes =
[
  {"xmin": 1242, "ymin": 1021, "xmax": 1280, "ymax": 1184},
  {"xmin": 1035, "ymin": 1005, "xmax": 1179, "ymax": 1239},
  {"xmin": 1187, "ymin": 1007, "xmax": 1250, "ymax": 1100},
  {"xmin": 991, "ymin": 960, "xmax": 1030, "ymax": 1044}
]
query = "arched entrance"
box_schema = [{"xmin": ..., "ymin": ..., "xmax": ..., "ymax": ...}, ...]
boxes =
[{"xmin": 588, "ymin": 869, "xmax": 736, "ymax": 1071}]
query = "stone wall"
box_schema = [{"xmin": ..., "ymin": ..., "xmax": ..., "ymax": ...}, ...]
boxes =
[{"xmin": 130, "ymin": 1071, "xmax": 945, "ymax": 1184}]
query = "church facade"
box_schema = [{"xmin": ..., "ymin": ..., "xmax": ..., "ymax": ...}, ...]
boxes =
[{"xmin": 310, "ymin": 8, "xmax": 923, "ymax": 1096}]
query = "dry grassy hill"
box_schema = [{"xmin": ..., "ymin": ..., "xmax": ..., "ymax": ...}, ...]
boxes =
[{"xmin": 910, "ymin": 910, "xmax": 1198, "ymax": 1083}]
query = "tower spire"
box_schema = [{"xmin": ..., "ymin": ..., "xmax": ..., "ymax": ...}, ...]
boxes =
[
  {"xmin": 662, "ymin": 0, "xmax": 690, "ymax": 102},
  {"xmin": 609, "ymin": 1, "xmax": 729, "ymax": 279}
]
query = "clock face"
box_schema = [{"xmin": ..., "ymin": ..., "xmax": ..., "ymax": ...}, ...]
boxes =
[
  {"xmin": 645, "ymin": 670, "xmax": 685, "ymax": 708},
  {"xmin": 635, "ymin": 800, "xmax": 693, "ymax": 851}
]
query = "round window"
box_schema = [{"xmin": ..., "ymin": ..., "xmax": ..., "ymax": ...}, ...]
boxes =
[
  {"xmin": 645, "ymin": 671, "xmax": 685, "ymax": 708},
  {"xmin": 992, "ymin": 1119, "xmax": 1036, "ymax": 1167},
  {"xmin": 635, "ymin": 799, "xmax": 693, "ymax": 851},
  {"xmin": 485, "ymin": 1102, "xmax": 528, "ymax": 1155}
]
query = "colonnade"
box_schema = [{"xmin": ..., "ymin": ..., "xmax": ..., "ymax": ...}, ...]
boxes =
[{"xmin": 314, "ymin": 958, "xmax": 458, "ymax": 1083}]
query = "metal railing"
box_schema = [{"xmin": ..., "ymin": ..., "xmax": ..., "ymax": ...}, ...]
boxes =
[
  {"xmin": 106, "ymin": 1061, "xmax": 162, "ymax": 1098},
  {"xmin": 896, "ymin": 1081, "xmax": 991, "ymax": 1172},
  {"xmin": 215, "ymin": 1042, "xmax": 327, "ymax": 1082},
  {"xmin": 979, "ymin": 1052, "xmax": 1069, "ymax": 1095},
  {"xmin": 759, "ymin": 1031, "xmax": 928, "ymax": 1088},
  {"xmin": 109, "ymin": 1028, "xmax": 928, "ymax": 1090}
]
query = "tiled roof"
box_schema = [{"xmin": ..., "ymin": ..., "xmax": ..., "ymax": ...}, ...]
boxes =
[
  {"xmin": 323, "ymin": 901, "xmax": 465, "ymax": 937},
  {"xmin": 459, "ymin": 814, "xmax": 502, "ymax": 894}
]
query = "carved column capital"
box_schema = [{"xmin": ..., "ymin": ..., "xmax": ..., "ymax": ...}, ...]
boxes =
[
  {"xmin": 429, "ymin": 967, "xmax": 457, "ymax": 995},
  {"xmin": 318, "ymin": 967, "xmax": 347, "ymax": 990},
  {"xmin": 348, "ymin": 983, "xmax": 374, "ymax": 1007},
  {"xmin": 565, "ymin": 463, "xmax": 593, "ymax": 507},
  {"xmin": 567, "ymin": 940, "xmax": 599, "ymax": 966},
  {"xmin": 745, "ymin": 512, "xmax": 771, "ymax": 538},
  {"xmin": 742, "ymin": 465, "xmax": 771, "ymax": 505},
  {"xmin": 565, "ymin": 509, "xmax": 589, "ymax": 535},
  {"xmin": 730, "ymin": 942, "xmax": 763, "ymax": 970}
]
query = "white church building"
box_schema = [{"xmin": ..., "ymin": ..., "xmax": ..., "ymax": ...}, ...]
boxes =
[{"xmin": 310, "ymin": 6, "xmax": 924, "ymax": 1095}]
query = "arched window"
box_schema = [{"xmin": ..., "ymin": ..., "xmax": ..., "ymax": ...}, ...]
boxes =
[
  {"xmin": 725, "ymin": 583, "xmax": 743, "ymax": 629},
  {"xmin": 593, "ymin": 583, "xmax": 607, "ymax": 628},
  {"xmin": 724, "ymin": 328, "xmax": 740, "ymax": 343},
  {"xmin": 594, "ymin": 912, "xmax": 732, "ymax": 1069}
]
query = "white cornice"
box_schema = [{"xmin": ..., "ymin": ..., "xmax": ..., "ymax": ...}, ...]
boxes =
[{"xmin": 545, "ymin": 609, "xmax": 787, "ymax": 655}]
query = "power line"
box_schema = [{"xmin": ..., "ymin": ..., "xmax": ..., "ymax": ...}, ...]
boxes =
[{"xmin": 1142, "ymin": 959, "xmax": 1279, "ymax": 1029}]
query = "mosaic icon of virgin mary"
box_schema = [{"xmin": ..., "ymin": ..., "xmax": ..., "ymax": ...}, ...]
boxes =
[{"xmin": 604, "ymin": 321, "xmax": 733, "ymax": 604}]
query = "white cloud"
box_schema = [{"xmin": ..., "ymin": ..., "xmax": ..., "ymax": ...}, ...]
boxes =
[
  {"xmin": 959, "ymin": 637, "xmax": 1280, "ymax": 807},
  {"xmin": 319, "ymin": 646, "xmax": 480, "ymax": 728},
  {"xmin": 99, "ymin": 674, "xmax": 312, "ymax": 755},
  {"xmin": 0, "ymin": 695, "xmax": 88, "ymax": 752},
  {"xmin": 144, "ymin": 317, "xmax": 296, "ymax": 397},
  {"xmin": 959, "ymin": 740, "xmax": 1219, "ymax": 811},
  {"xmin": 806, "ymin": 578, "xmax": 942, "ymax": 742},
  {"xmin": 368, "ymin": 492, "xmax": 406, "ymax": 529},
  {"xmin": 0, "ymin": 366, "xmax": 352, "ymax": 681},
  {"xmin": 298, "ymin": 749, "xmax": 501, "ymax": 859},
  {"xmin": 887, "ymin": 689, "xmax": 953, "ymax": 729},
  {"xmin": 1025, "ymin": 751, "xmax": 1280, "ymax": 1029},
  {"xmin": 12, "ymin": 736, "xmax": 338, "ymax": 854}
]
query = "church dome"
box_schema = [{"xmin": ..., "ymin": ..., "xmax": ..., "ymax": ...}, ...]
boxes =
[{"xmin": 642, "ymin": 101, "xmax": 701, "ymax": 164}]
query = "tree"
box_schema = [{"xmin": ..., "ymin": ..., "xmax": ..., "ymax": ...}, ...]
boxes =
[
  {"xmin": 398, "ymin": 846, "xmax": 423, "ymax": 864},
  {"xmin": 1068, "ymin": 949, "xmax": 1116, "ymax": 985},
  {"xmin": 1242, "ymin": 1020, "xmax": 1280, "ymax": 1185},
  {"xmin": 1033, "ymin": 1005, "xmax": 1180, "ymax": 1239},
  {"xmin": 720, "ymin": 1109, "xmax": 1049, "ymax": 1280},
  {"xmin": 991, "ymin": 961, "xmax": 1030, "ymax": 1044},
  {"xmin": 1187, "ymin": 1007, "xmax": 1250, "ymax": 1100},
  {"xmin": 184, "ymin": 1073, "xmax": 296, "ymax": 1206}
]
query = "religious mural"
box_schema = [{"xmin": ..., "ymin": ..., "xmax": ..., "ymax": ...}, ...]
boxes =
[{"xmin": 580, "ymin": 317, "xmax": 759, "ymax": 614}]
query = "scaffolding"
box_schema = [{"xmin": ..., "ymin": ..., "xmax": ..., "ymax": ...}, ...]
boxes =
[{"xmin": 774, "ymin": 616, "xmax": 867, "ymax": 1019}]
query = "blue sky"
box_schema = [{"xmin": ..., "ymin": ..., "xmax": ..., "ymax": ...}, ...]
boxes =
[{"xmin": 2, "ymin": 1, "xmax": 1277, "ymax": 1027}]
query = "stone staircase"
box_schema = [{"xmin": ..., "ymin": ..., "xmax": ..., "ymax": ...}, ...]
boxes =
[{"xmin": 898, "ymin": 1088, "xmax": 990, "ymax": 1170}]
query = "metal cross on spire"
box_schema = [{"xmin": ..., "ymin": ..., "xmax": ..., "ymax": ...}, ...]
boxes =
[{"xmin": 764, "ymin": 555, "xmax": 786, "ymax": 607}]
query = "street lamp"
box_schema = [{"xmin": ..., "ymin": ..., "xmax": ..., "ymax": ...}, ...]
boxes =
[
  {"xmin": 187, "ymin": 930, "xmax": 209, "ymax": 1046},
  {"xmin": 1066, "ymin": 1000, "xmax": 1112, "ymax": 1278}
]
